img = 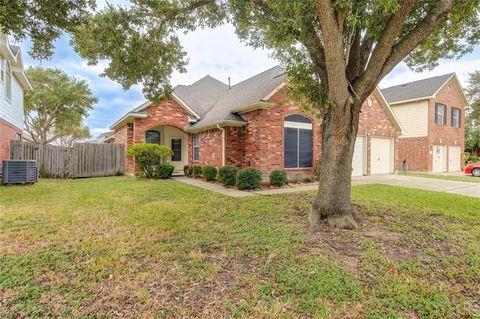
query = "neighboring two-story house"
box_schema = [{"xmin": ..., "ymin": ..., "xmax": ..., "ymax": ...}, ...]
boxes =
[
  {"xmin": 381, "ymin": 74, "xmax": 468, "ymax": 173},
  {"xmin": 107, "ymin": 66, "xmax": 404, "ymax": 177},
  {"xmin": 0, "ymin": 34, "xmax": 32, "ymax": 162}
]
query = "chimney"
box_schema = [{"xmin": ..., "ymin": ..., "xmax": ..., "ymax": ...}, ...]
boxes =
[{"xmin": 228, "ymin": 77, "xmax": 231, "ymax": 89}]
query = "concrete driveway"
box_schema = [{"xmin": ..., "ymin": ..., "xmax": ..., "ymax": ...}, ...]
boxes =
[{"xmin": 351, "ymin": 174, "xmax": 480, "ymax": 198}]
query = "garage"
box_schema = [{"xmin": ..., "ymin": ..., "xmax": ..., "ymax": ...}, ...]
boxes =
[
  {"xmin": 352, "ymin": 136, "xmax": 366, "ymax": 176},
  {"xmin": 432, "ymin": 145, "xmax": 446, "ymax": 172},
  {"xmin": 448, "ymin": 146, "xmax": 461, "ymax": 172},
  {"xmin": 370, "ymin": 137, "xmax": 394, "ymax": 174}
]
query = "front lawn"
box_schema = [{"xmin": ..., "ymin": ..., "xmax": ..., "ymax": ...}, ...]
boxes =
[{"xmin": 1, "ymin": 177, "xmax": 479, "ymax": 318}]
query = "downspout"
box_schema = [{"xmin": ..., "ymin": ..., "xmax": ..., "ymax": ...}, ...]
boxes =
[{"xmin": 217, "ymin": 124, "xmax": 225, "ymax": 166}]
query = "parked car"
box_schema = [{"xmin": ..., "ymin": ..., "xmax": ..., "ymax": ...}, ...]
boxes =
[{"xmin": 465, "ymin": 162, "xmax": 480, "ymax": 177}]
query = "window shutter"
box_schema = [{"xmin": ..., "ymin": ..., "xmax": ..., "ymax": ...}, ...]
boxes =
[
  {"xmin": 451, "ymin": 107, "xmax": 454, "ymax": 127},
  {"xmin": 443, "ymin": 105, "xmax": 447, "ymax": 125},
  {"xmin": 458, "ymin": 109, "xmax": 461, "ymax": 128}
]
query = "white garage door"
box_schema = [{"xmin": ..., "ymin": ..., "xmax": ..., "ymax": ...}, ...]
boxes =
[
  {"xmin": 352, "ymin": 136, "xmax": 365, "ymax": 176},
  {"xmin": 448, "ymin": 146, "xmax": 461, "ymax": 172},
  {"xmin": 432, "ymin": 145, "xmax": 446, "ymax": 172},
  {"xmin": 371, "ymin": 137, "xmax": 394, "ymax": 174}
]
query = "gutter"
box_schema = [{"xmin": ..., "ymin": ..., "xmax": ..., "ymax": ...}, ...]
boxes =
[{"xmin": 217, "ymin": 124, "xmax": 225, "ymax": 166}]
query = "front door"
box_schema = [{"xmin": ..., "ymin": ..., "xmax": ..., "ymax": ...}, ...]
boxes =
[{"xmin": 170, "ymin": 138, "xmax": 183, "ymax": 171}]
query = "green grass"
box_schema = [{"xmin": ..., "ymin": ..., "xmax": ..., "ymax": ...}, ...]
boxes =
[
  {"xmin": 1, "ymin": 177, "xmax": 479, "ymax": 318},
  {"xmin": 399, "ymin": 171, "xmax": 480, "ymax": 183}
]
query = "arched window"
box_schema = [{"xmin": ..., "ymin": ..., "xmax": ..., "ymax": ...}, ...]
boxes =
[
  {"xmin": 5, "ymin": 61, "xmax": 11, "ymax": 101},
  {"xmin": 145, "ymin": 130, "xmax": 161, "ymax": 144},
  {"xmin": 284, "ymin": 114, "xmax": 312, "ymax": 168}
]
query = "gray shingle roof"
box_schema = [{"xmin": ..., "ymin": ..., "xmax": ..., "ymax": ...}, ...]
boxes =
[
  {"xmin": 381, "ymin": 73, "xmax": 455, "ymax": 104},
  {"xmin": 119, "ymin": 66, "xmax": 287, "ymax": 130},
  {"xmin": 188, "ymin": 65, "xmax": 286, "ymax": 129},
  {"xmin": 173, "ymin": 75, "xmax": 230, "ymax": 117}
]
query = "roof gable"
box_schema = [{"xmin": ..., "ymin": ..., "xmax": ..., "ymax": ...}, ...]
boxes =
[{"xmin": 381, "ymin": 73, "xmax": 455, "ymax": 104}]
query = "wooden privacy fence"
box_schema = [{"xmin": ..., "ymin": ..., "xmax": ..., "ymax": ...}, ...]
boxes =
[{"xmin": 10, "ymin": 141, "xmax": 125, "ymax": 178}]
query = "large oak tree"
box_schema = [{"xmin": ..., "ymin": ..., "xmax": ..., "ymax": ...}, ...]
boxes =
[
  {"xmin": 24, "ymin": 67, "xmax": 97, "ymax": 145},
  {"xmin": 72, "ymin": 0, "xmax": 480, "ymax": 230}
]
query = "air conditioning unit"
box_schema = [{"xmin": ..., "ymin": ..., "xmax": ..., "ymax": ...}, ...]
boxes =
[{"xmin": 2, "ymin": 160, "xmax": 38, "ymax": 185}]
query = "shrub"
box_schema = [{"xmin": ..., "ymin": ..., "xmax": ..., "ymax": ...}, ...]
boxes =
[
  {"xmin": 466, "ymin": 155, "xmax": 480, "ymax": 164},
  {"xmin": 203, "ymin": 165, "xmax": 217, "ymax": 182},
  {"xmin": 127, "ymin": 144, "xmax": 173, "ymax": 178},
  {"xmin": 192, "ymin": 165, "xmax": 202, "ymax": 178},
  {"xmin": 236, "ymin": 168, "xmax": 263, "ymax": 190},
  {"xmin": 304, "ymin": 176, "xmax": 314, "ymax": 183},
  {"xmin": 183, "ymin": 165, "xmax": 191, "ymax": 176},
  {"xmin": 269, "ymin": 170, "xmax": 288, "ymax": 187},
  {"xmin": 218, "ymin": 165, "xmax": 238, "ymax": 186},
  {"xmin": 155, "ymin": 163, "xmax": 175, "ymax": 179}
]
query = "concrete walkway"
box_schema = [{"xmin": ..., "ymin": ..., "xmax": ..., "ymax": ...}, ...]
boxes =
[
  {"xmin": 173, "ymin": 176, "xmax": 256, "ymax": 197},
  {"xmin": 174, "ymin": 175, "xmax": 480, "ymax": 198}
]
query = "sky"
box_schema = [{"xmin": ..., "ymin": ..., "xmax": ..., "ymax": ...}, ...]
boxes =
[{"xmin": 17, "ymin": 21, "xmax": 480, "ymax": 139}]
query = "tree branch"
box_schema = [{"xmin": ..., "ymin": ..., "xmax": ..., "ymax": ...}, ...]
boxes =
[{"xmin": 354, "ymin": 0, "xmax": 454, "ymax": 101}]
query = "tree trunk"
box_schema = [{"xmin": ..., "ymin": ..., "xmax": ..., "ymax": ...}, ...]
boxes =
[{"xmin": 309, "ymin": 96, "xmax": 362, "ymax": 232}]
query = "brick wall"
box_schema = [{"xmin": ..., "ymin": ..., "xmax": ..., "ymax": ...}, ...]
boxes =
[
  {"xmin": 358, "ymin": 91, "xmax": 399, "ymax": 175},
  {"xmin": 428, "ymin": 78, "xmax": 465, "ymax": 170},
  {"xmin": 189, "ymin": 128, "xmax": 223, "ymax": 166},
  {"xmin": 133, "ymin": 99, "xmax": 190, "ymax": 144},
  {"xmin": 241, "ymin": 88, "xmax": 397, "ymax": 177},
  {"xmin": 0, "ymin": 118, "xmax": 22, "ymax": 162},
  {"xmin": 395, "ymin": 137, "xmax": 430, "ymax": 171},
  {"xmin": 242, "ymin": 89, "xmax": 322, "ymax": 177},
  {"xmin": 114, "ymin": 123, "xmax": 134, "ymax": 175}
]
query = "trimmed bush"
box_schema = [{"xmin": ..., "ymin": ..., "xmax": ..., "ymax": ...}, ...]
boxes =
[
  {"xmin": 269, "ymin": 170, "xmax": 288, "ymax": 187},
  {"xmin": 192, "ymin": 165, "xmax": 202, "ymax": 178},
  {"xmin": 183, "ymin": 165, "xmax": 191, "ymax": 176},
  {"xmin": 218, "ymin": 165, "xmax": 238, "ymax": 186},
  {"xmin": 236, "ymin": 168, "xmax": 263, "ymax": 190},
  {"xmin": 466, "ymin": 155, "xmax": 480, "ymax": 164},
  {"xmin": 203, "ymin": 165, "xmax": 217, "ymax": 182},
  {"xmin": 155, "ymin": 163, "xmax": 175, "ymax": 179},
  {"xmin": 304, "ymin": 176, "xmax": 314, "ymax": 183},
  {"xmin": 127, "ymin": 144, "xmax": 173, "ymax": 178}
]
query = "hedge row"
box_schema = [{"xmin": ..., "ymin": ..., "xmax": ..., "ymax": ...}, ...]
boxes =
[{"xmin": 183, "ymin": 165, "xmax": 302, "ymax": 190}]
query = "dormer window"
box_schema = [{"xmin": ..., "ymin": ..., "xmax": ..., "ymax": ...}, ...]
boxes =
[{"xmin": 5, "ymin": 60, "xmax": 12, "ymax": 102}]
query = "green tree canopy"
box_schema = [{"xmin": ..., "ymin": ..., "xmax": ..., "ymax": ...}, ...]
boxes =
[
  {"xmin": 72, "ymin": 0, "xmax": 480, "ymax": 229},
  {"xmin": 466, "ymin": 71, "xmax": 480, "ymax": 153},
  {"xmin": 0, "ymin": 0, "xmax": 95, "ymax": 59},
  {"xmin": 24, "ymin": 66, "xmax": 97, "ymax": 145}
]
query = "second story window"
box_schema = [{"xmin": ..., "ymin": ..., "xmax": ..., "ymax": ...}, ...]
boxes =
[
  {"xmin": 5, "ymin": 60, "xmax": 11, "ymax": 102},
  {"xmin": 193, "ymin": 133, "xmax": 199, "ymax": 161},
  {"xmin": 451, "ymin": 107, "xmax": 461, "ymax": 128},
  {"xmin": 435, "ymin": 103, "xmax": 447, "ymax": 125}
]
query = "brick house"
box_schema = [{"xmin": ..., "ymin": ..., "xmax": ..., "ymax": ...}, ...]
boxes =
[
  {"xmin": 0, "ymin": 34, "xmax": 32, "ymax": 163},
  {"xmin": 381, "ymin": 74, "xmax": 468, "ymax": 173},
  {"xmin": 108, "ymin": 66, "xmax": 406, "ymax": 177}
]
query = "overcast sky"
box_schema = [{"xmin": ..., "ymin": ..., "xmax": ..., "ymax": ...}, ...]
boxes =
[{"xmin": 18, "ymin": 22, "xmax": 480, "ymax": 138}]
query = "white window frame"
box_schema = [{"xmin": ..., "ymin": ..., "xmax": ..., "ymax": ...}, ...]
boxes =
[
  {"xmin": 451, "ymin": 107, "xmax": 461, "ymax": 128},
  {"xmin": 284, "ymin": 115, "xmax": 313, "ymax": 169},
  {"xmin": 193, "ymin": 133, "xmax": 199, "ymax": 161},
  {"xmin": 435, "ymin": 103, "xmax": 446, "ymax": 125}
]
